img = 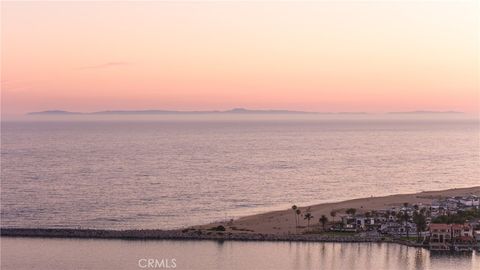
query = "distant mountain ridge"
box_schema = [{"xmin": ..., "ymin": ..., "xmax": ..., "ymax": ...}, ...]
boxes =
[
  {"xmin": 27, "ymin": 109, "xmax": 463, "ymax": 116},
  {"xmin": 387, "ymin": 110, "xmax": 463, "ymax": 114},
  {"xmin": 28, "ymin": 108, "xmax": 320, "ymax": 115},
  {"xmin": 29, "ymin": 110, "xmax": 83, "ymax": 115}
]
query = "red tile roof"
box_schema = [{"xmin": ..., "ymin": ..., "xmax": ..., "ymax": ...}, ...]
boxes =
[
  {"xmin": 451, "ymin": 224, "xmax": 470, "ymax": 230},
  {"xmin": 429, "ymin": 224, "xmax": 450, "ymax": 230}
]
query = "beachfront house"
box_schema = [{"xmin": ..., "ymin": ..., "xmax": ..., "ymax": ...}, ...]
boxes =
[
  {"xmin": 340, "ymin": 215, "xmax": 378, "ymax": 232},
  {"xmin": 446, "ymin": 198, "xmax": 460, "ymax": 209},
  {"xmin": 387, "ymin": 213, "xmax": 397, "ymax": 222},
  {"xmin": 354, "ymin": 216, "xmax": 375, "ymax": 230},
  {"xmin": 451, "ymin": 224, "xmax": 475, "ymax": 251},
  {"xmin": 341, "ymin": 216, "xmax": 356, "ymax": 231},
  {"xmin": 452, "ymin": 224, "xmax": 473, "ymax": 238},
  {"xmin": 374, "ymin": 214, "xmax": 388, "ymax": 223},
  {"xmin": 458, "ymin": 196, "xmax": 480, "ymax": 207},
  {"xmin": 429, "ymin": 224, "xmax": 451, "ymax": 251},
  {"xmin": 429, "ymin": 223, "xmax": 476, "ymax": 251},
  {"xmin": 474, "ymin": 230, "xmax": 480, "ymax": 251},
  {"xmin": 380, "ymin": 222, "xmax": 417, "ymax": 237},
  {"xmin": 430, "ymin": 202, "xmax": 440, "ymax": 217},
  {"xmin": 377, "ymin": 209, "xmax": 398, "ymax": 222}
]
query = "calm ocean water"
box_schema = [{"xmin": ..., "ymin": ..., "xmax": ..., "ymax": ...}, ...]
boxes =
[
  {"xmin": 1, "ymin": 117, "xmax": 479, "ymax": 229},
  {"xmin": 1, "ymin": 238, "xmax": 479, "ymax": 270}
]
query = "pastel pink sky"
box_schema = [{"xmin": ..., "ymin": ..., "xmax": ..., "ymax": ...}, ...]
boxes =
[{"xmin": 2, "ymin": 1, "xmax": 479, "ymax": 116}]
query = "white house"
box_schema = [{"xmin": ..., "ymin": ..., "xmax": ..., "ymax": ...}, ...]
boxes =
[{"xmin": 459, "ymin": 196, "xmax": 479, "ymax": 207}]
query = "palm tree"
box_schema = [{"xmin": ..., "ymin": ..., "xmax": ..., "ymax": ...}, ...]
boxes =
[
  {"xmin": 291, "ymin": 205, "xmax": 298, "ymax": 231},
  {"xmin": 412, "ymin": 211, "xmax": 427, "ymax": 242},
  {"xmin": 330, "ymin": 210, "xmax": 337, "ymax": 236},
  {"xmin": 403, "ymin": 212, "xmax": 410, "ymax": 238},
  {"xmin": 395, "ymin": 211, "xmax": 403, "ymax": 237},
  {"xmin": 397, "ymin": 211, "xmax": 410, "ymax": 238},
  {"xmin": 346, "ymin": 208, "xmax": 357, "ymax": 216},
  {"xmin": 319, "ymin": 215, "xmax": 328, "ymax": 231},
  {"xmin": 304, "ymin": 212, "xmax": 314, "ymax": 231},
  {"xmin": 296, "ymin": 209, "xmax": 302, "ymax": 228},
  {"xmin": 330, "ymin": 210, "xmax": 336, "ymax": 224}
]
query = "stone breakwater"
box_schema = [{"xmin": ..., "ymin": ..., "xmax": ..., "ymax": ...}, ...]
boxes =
[{"xmin": 0, "ymin": 228, "xmax": 422, "ymax": 247}]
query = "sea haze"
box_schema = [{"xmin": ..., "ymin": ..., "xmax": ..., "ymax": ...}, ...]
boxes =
[{"xmin": 1, "ymin": 116, "xmax": 479, "ymax": 229}]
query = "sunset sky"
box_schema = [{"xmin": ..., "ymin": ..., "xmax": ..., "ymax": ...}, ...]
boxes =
[{"xmin": 2, "ymin": 1, "xmax": 478, "ymax": 116}]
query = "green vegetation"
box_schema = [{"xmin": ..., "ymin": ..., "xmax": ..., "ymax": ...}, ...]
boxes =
[
  {"xmin": 412, "ymin": 211, "xmax": 427, "ymax": 241},
  {"xmin": 396, "ymin": 211, "xmax": 411, "ymax": 238},
  {"xmin": 319, "ymin": 215, "xmax": 328, "ymax": 231},
  {"xmin": 304, "ymin": 207, "xmax": 314, "ymax": 231},
  {"xmin": 303, "ymin": 230, "xmax": 357, "ymax": 237},
  {"xmin": 318, "ymin": 231, "xmax": 357, "ymax": 237},
  {"xmin": 346, "ymin": 208, "xmax": 357, "ymax": 216},
  {"xmin": 209, "ymin": 225, "xmax": 226, "ymax": 231},
  {"xmin": 230, "ymin": 226, "xmax": 253, "ymax": 232},
  {"xmin": 330, "ymin": 211, "xmax": 336, "ymax": 223},
  {"xmin": 399, "ymin": 236, "xmax": 417, "ymax": 242},
  {"xmin": 431, "ymin": 209, "xmax": 480, "ymax": 224}
]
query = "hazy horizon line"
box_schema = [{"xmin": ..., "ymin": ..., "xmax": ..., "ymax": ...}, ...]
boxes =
[{"xmin": 26, "ymin": 108, "xmax": 466, "ymax": 116}]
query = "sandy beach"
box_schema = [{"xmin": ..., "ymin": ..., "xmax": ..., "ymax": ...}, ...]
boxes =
[{"xmin": 194, "ymin": 186, "xmax": 480, "ymax": 234}]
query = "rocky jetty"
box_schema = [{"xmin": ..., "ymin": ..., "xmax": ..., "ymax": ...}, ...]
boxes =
[{"xmin": 1, "ymin": 228, "xmax": 424, "ymax": 248}]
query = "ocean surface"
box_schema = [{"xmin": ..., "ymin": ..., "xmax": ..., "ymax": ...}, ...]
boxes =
[
  {"xmin": 1, "ymin": 238, "xmax": 479, "ymax": 270},
  {"xmin": 1, "ymin": 116, "xmax": 479, "ymax": 229}
]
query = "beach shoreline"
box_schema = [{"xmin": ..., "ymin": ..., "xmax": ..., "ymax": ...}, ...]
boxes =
[
  {"xmin": 2, "ymin": 186, "xmax": 479, "ymax": 246},
  {"xmin": 193, "ymin": 186, "xmax": 480, "ymax": 235}
]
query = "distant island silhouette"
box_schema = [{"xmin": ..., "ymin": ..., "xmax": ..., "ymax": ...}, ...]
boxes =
[
  {"xmin": 28, "ymin": 108, "xmax": 365, "ymax": 115},
  {"xmin": 27, "ymin": 108, "xmax": 463, "ymax": 116},
  {"xmin": 388, "ymin": 110, "xmax": 463, "ymax": 114}
]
